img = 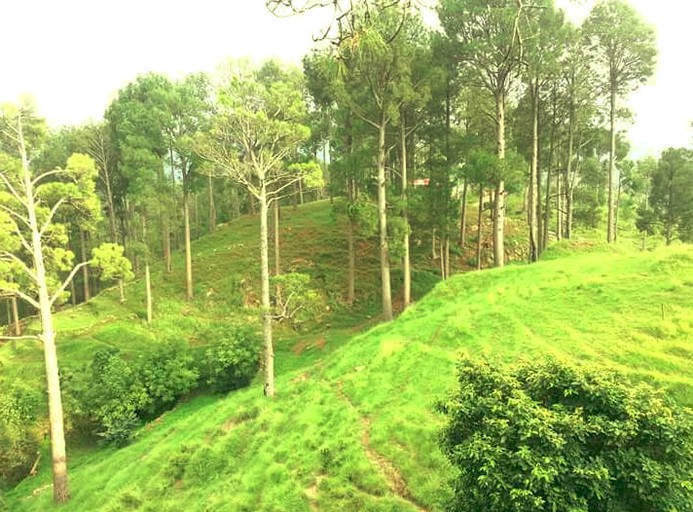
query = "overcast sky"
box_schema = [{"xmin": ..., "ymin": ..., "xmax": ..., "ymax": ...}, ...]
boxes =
[{"xmin": 1, "ymin": 0, "xmax": 691, "ymax": 158}]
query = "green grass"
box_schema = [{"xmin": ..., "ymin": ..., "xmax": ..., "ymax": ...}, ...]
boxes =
[
  {"xmin": 4, "ymin": 216, "xmax": 692, "ymax": 511},
  {"xmin": 2, "ymin": 198, "xmax": 691, "ymax": 509}
]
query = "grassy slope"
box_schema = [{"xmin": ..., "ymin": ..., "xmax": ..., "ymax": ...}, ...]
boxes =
[{"xmin": 6, "ymin": 226, "xmax": 692, "ymax": 511}]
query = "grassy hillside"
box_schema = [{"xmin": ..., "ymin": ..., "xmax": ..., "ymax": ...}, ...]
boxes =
[{"xmin": 5, "ymin": 230, "xmax": 691, "ymax": 510}]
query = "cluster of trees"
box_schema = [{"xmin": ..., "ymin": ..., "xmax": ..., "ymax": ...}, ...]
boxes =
[{"xmin": 0, "ymin": 0, "xmax": 675, "ymax": 504}]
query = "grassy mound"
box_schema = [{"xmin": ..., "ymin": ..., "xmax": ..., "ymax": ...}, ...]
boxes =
[{"xmin": 5, "ymin": 237, "xmax": 691, "ymax": 511}]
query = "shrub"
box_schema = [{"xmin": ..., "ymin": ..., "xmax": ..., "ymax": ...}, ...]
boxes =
[
  {"xmin": 0, "ymin": 383, "xmax": 42, "ymax": 489},
  {"xmin": 437, "ymin": 357, "xmax": 693, "ymax": 512},
  {"xmin": 201, "ymin": 323, "xmax": 260, "ymax": 393},
  {"xmin": 76, "ymin": 348, "xmax": 149, "ymax": 445},
  {"xmin": 136, "ymin": 338, "xmax": 199, "ymax": 416}
]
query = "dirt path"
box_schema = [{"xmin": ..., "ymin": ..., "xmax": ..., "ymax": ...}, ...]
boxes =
[{"xmin": 337, "ymin": 381, "xmax": 430, "ymax": 512}]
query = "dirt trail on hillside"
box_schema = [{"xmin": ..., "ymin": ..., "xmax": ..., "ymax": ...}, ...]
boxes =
[{"xmin": 336, "ymin": 381, "xmax": 430, "ymax": 512}]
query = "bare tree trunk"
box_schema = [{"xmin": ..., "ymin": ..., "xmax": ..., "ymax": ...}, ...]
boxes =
[
  {"xmin": 401, "ymin": 117, "xmax": 411, "ymax": 309},
  {"xmin": 79, "ymin": 230, "xmax": 90, "ymax": 302},
  {"xmin": 183, "ymin": 191, "xmax": 193, "ymax": 301},
  {"xmin": 143, "ymin": 217, "xmax": 152, "ymax": 324},
  {"xmin": 528, "ymin": 82, "xmax": 540, "ymax": 263},
  {"xmin": 20, "ymin": 141, "xmax": 69, "ymax": 503},
  {"xmin": 208, "ymin": 174, "xmax": 216, "ymax": 233},
  {"xmin": 69, "ymin": 280, "xmax": 76, "ymax": 306},
  {"xmin": 542, "ymin": 87, "xmax": 558, "ymax": 253},
  {"xmin": 163, "ymin": 214, "xmax": 172, "ymax": 274},
  {"xmin": 431, "ymin": 228, "xmax": 438, "ymax": 259},
  {"xmin": 347, "ymin": 209, "xmax": 356, "ymax": 305},
  {"xmin": 565, "ymin": 96, "xmax": 576, "ymax": 240},
  {"xmin": 273, "ymin": 199, "xmax": 281, "ymax": 276},
  {"xmin": 459, "ymin": 176, "xmax": 469, "ymax": 249},
  {"xmin": 556, "ymin": 169, "xmax": 563, "ymax": 242},
  {"xmin": 298, "ymin": 178, "xmax": 304, "ymax": 205},
  {"xmin": 231, "ymin": 186, "xmax": 241, "ymax": 219},
  {"xmin": 118, "ymin": 280, "xmax": 125, "ymax": 303},
  {"xmin": 260, "ymin": 182, "xmax": 275, "ymax": 397},
  {"xmin": 145, "ymin": 263, "xmax": 152, "ymax": 324},
  {"xmin": 476, "ymin": 185, "xmax": 484, "ymax": 271},
  {"xmin": 104, "ymin": 174, "xmax": 118, "ymax": 243},
  {"xmin": 445, "ymin": 236, "xmax": 450, "ymax": 279},
  {"xmin": 11, "ymin": 295, "xmax": 20, "ymax": 335},
  {"xmin": 493, "ymin": 91, "xmax": 506, "ymax": 268},
  {"xmin": 377, "ymin": 121, "xmax": 393, "ymax": 321},
  {"xmin": 607, "ymin": 86, "xmax": 617, "ymax": 243}
]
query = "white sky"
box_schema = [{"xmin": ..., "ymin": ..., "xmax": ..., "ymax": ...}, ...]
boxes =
[{"xmin": 1, "ymin": 0, "xmax": 691, "ymax": 158}]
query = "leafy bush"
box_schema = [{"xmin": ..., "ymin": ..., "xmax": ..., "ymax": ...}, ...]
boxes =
[
  {"xmin": 438, "ymin": 357, "xmax": 693, "ymax": 512},
  {"xmin": 136, "ymin": 339, "xmax": 199, "ymax": 416},
  {"xmin": 0, "ymin": 383, "xmax": 42, "ymax": 489},
  {"xmin": 200, "ymin": 323, "xmax": 260, "ymax": 393}
]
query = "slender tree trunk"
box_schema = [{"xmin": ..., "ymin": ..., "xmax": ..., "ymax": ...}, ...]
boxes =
[
  {"xmin": 118, "ymin": 280, "xmax": 125, "ymax": 303},
  {"xmin": 208, "ymin": 174, "xmax": 216, "ymax": 233},
  {"xmin": 607, "ymin": 86, "xmax": 617, "ymax": 243},
  {"xmin": 556, "ymin": 169, "xmax": 563, "ymax": 242},
  {"xmin": 79, "ymin": 230, "xmax": 90, "ymax": 302},
  {"xmin": 183, "ymin": 190, "xmax": 193, "ymax": 301},
  {"xmin": 565, "ymin": 97, "xmax": 576, "ymax": 240},
  {"xmin": 11, "ymin": 295, "xmax": 20, "ymax": 336},
  {"xmin": 145, "ymin": 263, "xmax": 152, "ymax": 324},
  {"xmin": 431, "ymin": 228, "xmax": 438, "ymax": 259},
  {"xmin": 259, "ymin": 182, "xmax": 275, "ymax": 397},
  {"xmin": 103, "ymin": 173, "xmax": 118, "ymax": 243},
  {"xmin": 444, "ymin": 237, "xmax": 450, "ymax": 279},
  {"xmin": 298, "ymin": 179, "xmax": 304, "ymax": 205},
  {"xmin": 162, "ymin": 214, "xmax": 172, "ymax": 274},
  {"xmin": 476, "ymin": 185, "xmax": 484, "ymax": 271},
  {"xmin": 273, "ymin": 199, "xmax": 281, "ymax": 276},
  {"xmin": 347, "ymin": 209, "xmax": 356, "ymax": 305},
  {"xmin": 528, "ymin": 82, "xmax": 540, "ymax": 263},
  {"xmin": 20, "ymin": 140, "xmax": 69, "ymax": 503},
  {"xmin": 401, "ymin": 116, "xmax": 411, "ymax": 309},
  {"xmin": 377, "ymin": 121, "xmax": 393, "ymax": 321},
  {"xmin": 542, "ymin": 87, "xmax": 558, "ymax": 253},
  {"xmin": 494, "ymin": 90, "xmax": 506, "ymax": 268},
  {"xmin": 143, "ymin": 217, "xmax": 152, "ymax": 324},
  {"xmin": 69, "ymin": 280, "xmax": 76, "ymax": 306},
  {"xmin": 459, "ymin": 176, "xmax": 469, "ymax": 249}
]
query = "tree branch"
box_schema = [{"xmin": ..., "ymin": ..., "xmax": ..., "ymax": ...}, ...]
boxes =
[
  {"xmin": 0, "ymin": 285, "xmax": 39, "ymax": 309},
  {"xmin": 39, "ymin": 198, "xmax": 66, "ymax": 238},
  {"xmin": 31, "ymin": 168, "xmax": 68, "ymax": 188},
  {"xmin": 50, "ymin": 261, "xmax": 90, "ymax": 307},
  {"xmin": 0, "ymin": 250, "xmax": 36, "ymax": 281},
  {"xmin": 0, "ymin": 172, "xmax": 28, "ymax": 208},
  {"xmin": 0, "ymin": 334, "xmax": 41, "ymax": 342}
]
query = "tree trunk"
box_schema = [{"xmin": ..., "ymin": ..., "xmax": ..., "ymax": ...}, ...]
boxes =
[
  {"xmin": 377, "ymin": 121, "xmax": 393, "ymax": 321},
  {"xmin": 607, "ymin": 86, "xmax": 617, "ymax": 243},
  {"xmin": 565, "ymin": 96, "xmax": 576, "ymax": 240},
  {"xmin": 231, "ymin": 186, "xmax": 241, "ymax": 219},
  {"xmin": 401, "ymin": 117, "xmax": 411, "ymax": 309},
  {"xmin": 259, "ymin": 182, "xmax": 275, "ymax": 397},
  {"xmin": 69, "ymin": 279, "xmax": 76, "ymax": 306},
  {"xmin": 183, "ymin": 191, "xmax": 193, "ymax": 301},
  {"xmin": 11, "ymin": 295, "xmax": 20, "ymax": 336},
  {"xmin": 273, "ymin": 199, "xmax": 281, "ymax": 276},
  {"xmin": 145, "ymin": 263, "xmax": 152, "ymax": 324},
  {"xmin": 476, "ymin": 185, "xmax": 484, "ymax": 271},
  {"xmin": 298, "ymin": 178, "xmax": 304, "ymax": 205},
  {"xmin": 79, "ymin": 230, "xmax": 90, "ymax": 302},
  {"xmin": 21, "ymin": 144, "xmax": 69, "ymax": 503},
  {"xmin": 103, "ymin": 171, "xmax": 118, "ymax": 243},
  {"xmin": 459, "ymin": 176, "xmax": 469, "ymax": 249},
  {"xmin": 556, "ymin": 169, "xmax": 563, "ymax": 241},
  {"xmin": 528, "ymin": 82, "xmax": 540, "ymax": 263},
  {"xmin": 208, "ymin": 174, "xmax": 216, "ymax": 233},
  {"xmin": 163, "ymin": 214, "xmax": 172, "ymax": 274},
  {"xmin": 118, "ymin": 280, "xmax": 125, "ymax": 303},
  {"xmin": 347, "ymin": 210, "xmax": 356, "ymax": 305},
  {"xmin": 494, "ymin": 91, "xmax": 506, "ymax": 268},
  {"xmin": 542, "ymin": 87, "xmax": 558, "ymax": 253},
  {"xmin": 444, "ymin": 236, "xmax": 450, "ymax": 279}
]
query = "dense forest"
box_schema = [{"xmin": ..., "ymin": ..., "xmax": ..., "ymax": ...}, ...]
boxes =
[{"xmin": 1, "ymin": 0, "xmax": 692, "ymax": 510}]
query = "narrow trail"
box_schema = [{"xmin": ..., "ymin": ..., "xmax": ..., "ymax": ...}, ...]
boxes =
[{"xmin": 337, "ymin": 381, "xmax": 430, "ymax": 512}]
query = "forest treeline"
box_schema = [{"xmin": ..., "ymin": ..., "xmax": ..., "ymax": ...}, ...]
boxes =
[{"xmin": 2, "ymin": 0, "xmax": 693, "ymax": 505}]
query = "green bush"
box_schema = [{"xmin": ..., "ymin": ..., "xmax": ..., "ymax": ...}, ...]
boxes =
[
  {"xmin": 136, "ymin": 339, "xmax": 199, "ymax": 416},
  {"xmin": 438, "ymin": 357, "xmax": 693, "ymax": 512},
  {"xmin": 200, "ymin": 324, "xmax": 260, "ymax": 393},
  {"xmin": 0, "ymin": 383, "xmax": 41, "ymax": 489}
]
